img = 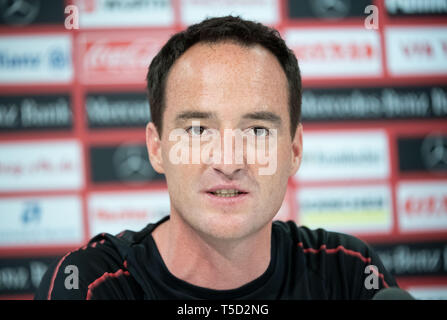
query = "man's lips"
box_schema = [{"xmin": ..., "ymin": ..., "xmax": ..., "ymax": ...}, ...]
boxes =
[
  {"xmin": 203, "ymin": 189, "xmax": 250, "ymax": 204},
  {"xmin": 204, "ymin": 185, "xmax": 249, "ymax": 194},
  {"xmin": 201, "ymin": 184, "xmax": 251, "ymax": 205}
]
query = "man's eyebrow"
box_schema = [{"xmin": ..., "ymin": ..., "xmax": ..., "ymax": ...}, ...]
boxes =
[
  {"xmin": 242, "ymin": 111, "xmax": 282, "ymax": 125},
  {"xmin": 174, "ymin": 110, "xmax": 282, "ymax": 125},
  {"xmin": 175, "ymin": 111, "xmax": 216, "ymax": 122}
]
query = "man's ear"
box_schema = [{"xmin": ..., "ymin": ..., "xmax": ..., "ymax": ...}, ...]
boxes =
[
  {"xmin": 290, "ymin": 123, "xmax": 303, "ymax": 177},
  {"xmin": 146, "ymin": 122, "xmax": 164, "ymax": 174}
]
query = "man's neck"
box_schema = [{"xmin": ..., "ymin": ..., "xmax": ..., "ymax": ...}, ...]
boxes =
[{"xmin": 152, "ymin": 214, "xmax": 272, "ymax": 290}]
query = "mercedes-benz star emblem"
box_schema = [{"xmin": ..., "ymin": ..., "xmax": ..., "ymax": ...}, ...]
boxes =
[
  {"xmin": 421, "ymin": 134, "xmax": 447, "ymax": 171},
  {"xmin": 309, "ymin": 0, "xmax": 351, "ymax": 19},
  {"xmin": 0, "ymin": 0, "xmax": 40, "ymax": 25},
  {"xmin": 113, "ymin": 144, "xmax": 156, "ymax": 182}
]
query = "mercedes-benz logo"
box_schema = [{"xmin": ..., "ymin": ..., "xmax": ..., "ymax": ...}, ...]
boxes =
[
  {"xmin": 113, "ymin": 144, "xmax": 157, "ymax": 182},
  {"xmin": 421, "ymin": 134, "xmax": 447, "ymax": 171},
  {"xmin": 309, "ymin": 0, "xmax": 351, "ymax": 19},
  {"xmin": 0, "ymin": 0, "xmax": 40, "ymax": 25}
]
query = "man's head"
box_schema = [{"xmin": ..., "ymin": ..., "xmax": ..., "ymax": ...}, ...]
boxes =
[
  {"xmin": 145, "ymin": 16, "xmax": 303, "ymax": 241},
  {"xmin": 147, "ymin": 15, "xmax": 302, "ymax": 139}
]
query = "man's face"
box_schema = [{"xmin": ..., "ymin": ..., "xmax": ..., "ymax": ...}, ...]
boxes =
[{"xmin": 147, "ymin": 41, "xmax": 302, "ymax": 241}]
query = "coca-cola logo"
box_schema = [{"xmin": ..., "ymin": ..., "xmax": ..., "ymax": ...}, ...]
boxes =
[
  {"xmin": 83, "ymin": 39, "xmax": 161, "ymax": 73},
  {"xmin": 404, "ymin": 195, "xmax": 447, "ymax": 216},
  {"xmin": 292, "ymin": 42, "xmax": 375, "ymax": 61}
]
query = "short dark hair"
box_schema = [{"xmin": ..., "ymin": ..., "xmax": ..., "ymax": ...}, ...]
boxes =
[{"xmin": 146, "ymin": 15, "xmax": 302, "ymax": 138}]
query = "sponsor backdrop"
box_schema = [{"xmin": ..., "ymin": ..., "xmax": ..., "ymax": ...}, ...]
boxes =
[{"xmin": 0, "ymin": 0, "xmax": 446, "ymax": 299}]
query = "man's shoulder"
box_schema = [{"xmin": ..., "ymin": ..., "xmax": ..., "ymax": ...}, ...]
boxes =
[
  {"xmin": 34, "ymin": 222, "xmax": 158, "ymax": 300},
  {"xmin": 51, "ymin": 216, "xmax": 165, "ymax": 270},
  {"xmin": 273, "ymin": 220, "xmax": 397, "ymax": 299},
  {"xmin": 34, "ymin": 233, "xmax": 125, "ymax": 300},
  {"xmin": 273, "ymin": 219, "xmax": 369, "ymax": 253},
  {"xmin": 272, "ymin": 220, "xmax": 377, "ymax": 270},
  {"xmin": 56, "ymin": 231, "xmax": 131, "ymax": 272}
]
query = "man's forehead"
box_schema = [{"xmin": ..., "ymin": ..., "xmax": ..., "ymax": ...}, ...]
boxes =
[
  {"xmin": 166, "ymin": 43, "xmax": 287, "ymax": 97},
  {"xmin": 168, "ymin": 41, "xmax": 283, "ymax": 82},
  {"xmin": 162, "ymin": 40, "xmax": 289, "ymax": 129}
]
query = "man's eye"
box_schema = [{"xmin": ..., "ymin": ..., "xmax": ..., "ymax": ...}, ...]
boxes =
[
  {"xmin": 250, "ymin": 127, "xmax": 270, "ymax": 137},
  {"xmin": 186, "ymin": 126, "xmax": 206, "ymax": 136}
]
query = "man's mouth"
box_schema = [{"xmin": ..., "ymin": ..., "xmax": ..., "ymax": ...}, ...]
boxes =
[{"xmin": 207, "ymin": 189, "xmax": 248, "ymax": 198}]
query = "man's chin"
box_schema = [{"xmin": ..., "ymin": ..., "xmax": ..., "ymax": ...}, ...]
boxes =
[{"xmin": 193, "ymin": 212, "xmax": 266, "ymax": 242}]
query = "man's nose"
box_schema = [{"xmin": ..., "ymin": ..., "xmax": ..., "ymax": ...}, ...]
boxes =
[
  {"xmin": 212, "ymin": 159, "xmax": 245, "ymax": 177},
  {"xmin": 208, "ymin": 130, "xmax": 246, "ymax": 177}
]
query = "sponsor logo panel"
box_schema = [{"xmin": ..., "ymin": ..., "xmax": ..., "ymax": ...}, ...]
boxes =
[
  {"xmin": 287, "ymin": 0, "xmax": 373, "ymax": 20},
  {"xmin": 373, "ymin": 241, "xmax": 447, "ymax": 277},
  {"xmin": 0, "ymin": 256, "xmax": 60, "ymax": 296},
  {"xmin": 89, "ymin": 143, "xmax": 164, "ymax": 184},
  {"xmin": 385, "ymin": 0, "xmax": 447, "ymax": 17},
  {"xmin": 397, "ymin": 182, "xmax": 447, "ymax": 232},
  {"xmin": 180, "ymin": 0, "xmax": 279, "ymax": 26},
  {"xmin": 295, "ymin": 130, "xmax": 389, "ymax": 182},
  {"xmin": 88, "ymin": 190, "xmax": 170, "ymax": 237},
  {"xmin": 0, "ymin": 195, "xmax": 84, "ymax": 247},
  {"xmin": 302, "ymin": 86, "xmax": 447, "ymax": 122},
  {"xmin": 78, "ymin": 31, "xmax": 171, "ymax": 84},
  {"xmin": 297, "ymin": 185, "xmax": 393, "ymax": 234},
  {"xmin": 398, "ymin": 134, "xmax": 447, "ymax": 174},
  {"xmin": 386, "ymin": 27, "xmax": 447, "ymax": 76},
  {"xmin": 86, "ymin": 92, "xmax": 150, "ymax": 129},
  {"xmin": 0, "ymin": 0, "xmax": 65, "ymax": 26},
  {"xmin": 0, "ymin": 35, "xmax": 73, "ymax": 84},
  {"xmin": 0, "ymin": 140, "xmax": 84, "ymax": 192},
  {"xmin": 75, "ymin": 0, "xmax": 174, "ymax": 28},
  {"xmin": 285, "ymin": 28, "xmax": 382, "ymax": 78},
  {"xmin": 0, "ymin": 94, "xmax": 72, "ymax": 131}
]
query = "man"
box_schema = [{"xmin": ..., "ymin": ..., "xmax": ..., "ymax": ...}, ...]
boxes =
[{"xmin": 35, "ymin": 16, "xmax": 397, "ymax": 300}]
